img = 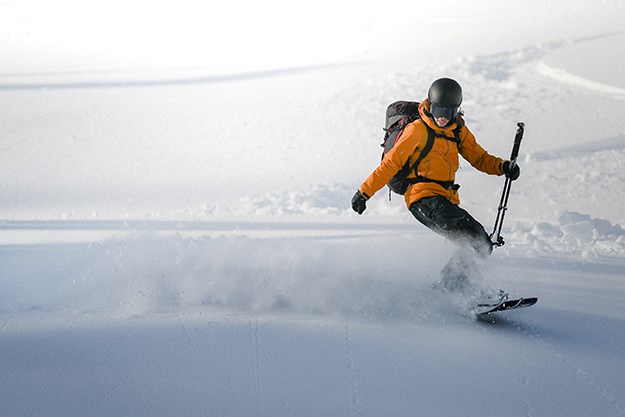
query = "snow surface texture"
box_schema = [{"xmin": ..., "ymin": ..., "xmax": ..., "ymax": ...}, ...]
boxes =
[{"xmin": 2, "ymin": 1, "xmax": 625, "ymax": 416}]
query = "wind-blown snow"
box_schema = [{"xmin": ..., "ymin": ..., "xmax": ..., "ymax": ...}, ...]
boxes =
[{"xmin": 2, "ymin": 1, "xmax": 625, "ymax": 416}]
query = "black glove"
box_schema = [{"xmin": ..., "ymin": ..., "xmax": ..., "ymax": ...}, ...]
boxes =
[
  {"xmin": 502, "ymin": 160, "xmax": 520, "ymax": 181},
  {"xmin": 351, "ymin": 190, "xmax": 369, "ymax": 215}
]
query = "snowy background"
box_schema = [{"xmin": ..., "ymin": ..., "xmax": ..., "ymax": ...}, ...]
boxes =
[{"xmin": 2, "ymin": 0, "xmax": 625, "ymax": 416}]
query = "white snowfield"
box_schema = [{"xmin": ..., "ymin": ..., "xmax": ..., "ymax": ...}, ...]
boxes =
[{"xmin": 2, "ymin": 1, "xmax": 625, "ymax": 416}]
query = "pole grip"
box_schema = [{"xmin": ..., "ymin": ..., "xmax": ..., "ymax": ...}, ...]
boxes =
[{"xmin": 509, "ymin": 122, "xmax": 524, "ymax": 164}]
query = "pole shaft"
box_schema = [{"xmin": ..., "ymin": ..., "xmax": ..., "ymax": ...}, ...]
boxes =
[{"xmin": 491, "ymin": 122, "xmax": 525, "ymax": 247}]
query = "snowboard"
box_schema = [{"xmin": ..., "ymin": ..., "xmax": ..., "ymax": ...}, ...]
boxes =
[{"xmin": 476, "ymin": 297, "xmax": 538, "ymax": 315}]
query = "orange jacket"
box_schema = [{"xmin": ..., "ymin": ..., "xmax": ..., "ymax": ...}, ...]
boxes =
[{"xmin": 359, "ymin": 100, "xmax": 504, "ymax": 207}]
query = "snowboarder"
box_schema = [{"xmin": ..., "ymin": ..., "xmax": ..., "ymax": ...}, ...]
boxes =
[{"xmin": 351, "ymin": 78, "xmax": 520, "ymax": 293}]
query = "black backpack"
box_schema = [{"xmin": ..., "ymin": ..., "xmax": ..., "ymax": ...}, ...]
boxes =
[{"xmin": 380, "ymin": 100, "xmax": 463, "ymax": 197}]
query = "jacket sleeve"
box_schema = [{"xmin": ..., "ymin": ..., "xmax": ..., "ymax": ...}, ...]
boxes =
[
  {"xmin": 359, "ymin": 123, "xmax": 423, "ymax": 198},
  {"xmin": 458, "ymin": 126, "xmax": 504, "ymax": 176}
]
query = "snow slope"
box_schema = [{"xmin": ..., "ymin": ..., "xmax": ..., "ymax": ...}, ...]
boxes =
[{"xmin": 2, "ymin": 1, "xmax": 625, "ymax": 416}]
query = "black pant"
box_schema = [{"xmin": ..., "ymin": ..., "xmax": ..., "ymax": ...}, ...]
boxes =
[
  {"xmin": 410, "ymin": 196, "xmax": 494, "ymax": 289},
  {"xmin": 409, "ymin": 195, "xmax": 493, "ymax": 257}
]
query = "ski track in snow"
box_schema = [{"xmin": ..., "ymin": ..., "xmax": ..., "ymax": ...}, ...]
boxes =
[
  {"xmin": 250, "ymin": 315, "xmax": 264, "ymax": 417},
  {"xmin": 343, "ymin": 321, "xmax": 363, "ymax": 417},
  {"xmin": 0, "ymin": 64, "xmax": 343, "ymax": 91},
  {"xmin": 514, "ymin": 318, "xmax": 625, "ymax": 417},
  {"xmin": 536, "ymin": 61, "xmax": 625, "ymax": 99}
]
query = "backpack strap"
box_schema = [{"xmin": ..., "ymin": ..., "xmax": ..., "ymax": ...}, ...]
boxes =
[
  {"xmin": 405, "ymin": 119, "xmax": 465, "ymax": 191},
  {"xmin": 408, "ymin": 122, "xmax": 436, "ymax": 177}
]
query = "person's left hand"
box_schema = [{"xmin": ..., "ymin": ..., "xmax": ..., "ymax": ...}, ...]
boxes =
[{"xmin": 502, "ymin": 160, "xmax": 520, "ymax": 180}]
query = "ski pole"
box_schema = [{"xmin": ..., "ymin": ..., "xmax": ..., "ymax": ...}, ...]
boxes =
[{"xmin": 491, "ymin": 122, "xmax": 525, "ymax": 247}]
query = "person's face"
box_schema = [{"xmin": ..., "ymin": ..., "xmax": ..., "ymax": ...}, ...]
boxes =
[
  {"xmin": 434, "ymin": 116, "xmax": 450, "ymax": 127},
  {"xmin": 430, "ymin": 102, "xmax": 459, "ymax": 127}
]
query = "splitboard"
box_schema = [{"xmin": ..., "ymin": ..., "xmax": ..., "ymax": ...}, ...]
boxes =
[{"xmin": 476, "ymin": 297, "xmax": 538, "ymax": 316}]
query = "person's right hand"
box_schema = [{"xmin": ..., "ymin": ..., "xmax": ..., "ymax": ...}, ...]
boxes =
[{"xmin": 351, "ymin": 190, "xmax": 368, "ymax": 215}]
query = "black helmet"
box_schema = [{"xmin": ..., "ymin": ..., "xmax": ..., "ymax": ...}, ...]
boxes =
[{"xmin": 428, "ymin": 78, "xmax": 463, "ymax": 120}]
